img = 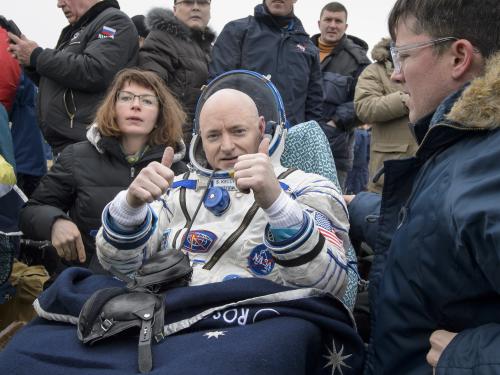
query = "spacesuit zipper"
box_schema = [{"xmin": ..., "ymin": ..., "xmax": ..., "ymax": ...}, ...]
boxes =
[{"xmin": 203, "ymin": 168, "xmax": 297, "ymax": 270}]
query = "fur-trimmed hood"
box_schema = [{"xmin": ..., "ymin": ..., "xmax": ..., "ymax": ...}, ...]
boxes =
[
  {"xmin": 371, "ymin": 37, "xmax": 391, "ymax": 63},
  {"xmin": 146, "ymin": 8, "xmax": 215, "ymax": 45},
  {"xmin": 447, "ymin": 52, "xmax": 500, "ymax": 130}
]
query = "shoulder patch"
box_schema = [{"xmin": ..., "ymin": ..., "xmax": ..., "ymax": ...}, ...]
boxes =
[
  {"xmin": 247, "ymin": 245, "xmax": 275, "ymax": 276},
  {"xmin": 183, "ymin": 230, "xmax": 217, "ymax": 253},
  {"xmin": 98, "ymin": 26, "xmax": 116, "ymax": 39}
]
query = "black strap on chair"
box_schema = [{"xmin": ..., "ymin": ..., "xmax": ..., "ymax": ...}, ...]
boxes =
[
  {"xmin": 78, "ymin": 250, "xmax": 193, "ymax": 373},
  {"xmin": 79, "ymin": 167, "xmax": 217, "ymax": 372}
]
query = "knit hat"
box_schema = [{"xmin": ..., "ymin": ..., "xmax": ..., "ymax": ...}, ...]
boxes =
[{"xmin": 131, "ymin": 15, "xmax": 149, "ymax": 38}]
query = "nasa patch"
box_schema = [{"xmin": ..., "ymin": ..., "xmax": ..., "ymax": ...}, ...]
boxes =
[
  {"xmin": 183, "ymin": 230, "xmax": 217, "ymax": 253},
  {"xmin": 247, "ymin": 245, "xmax": 275, "ymax": 276}
]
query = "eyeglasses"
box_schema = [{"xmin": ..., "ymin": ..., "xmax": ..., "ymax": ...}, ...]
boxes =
[
  {"xmin": 175, "ymin": 0, "xmax": 211, "ymax": 7},
  {"xmin": 390, "ymin": 37, "xmax": 458, "ymax": 74},
  {"xmin": 117, "ymin": 91, "xmax": 159, "ymax": 107}
]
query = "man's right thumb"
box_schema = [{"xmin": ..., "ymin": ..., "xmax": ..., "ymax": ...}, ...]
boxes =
[{"xmin": 161, "ymin": 146, "xmax": 174, "ymax": 168}]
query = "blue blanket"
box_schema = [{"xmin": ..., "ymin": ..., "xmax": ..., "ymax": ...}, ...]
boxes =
[{"xmin": 0, "ymin": 268, "xmax": 364, "ymax": 374}]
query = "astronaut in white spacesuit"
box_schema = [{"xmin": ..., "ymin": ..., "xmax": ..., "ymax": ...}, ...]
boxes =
[{"xmin": 96, "ymin": 71, "xmax": 350, "ymax": 296}]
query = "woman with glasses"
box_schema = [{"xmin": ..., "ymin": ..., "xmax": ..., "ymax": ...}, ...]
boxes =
[
  {"xmin": 139, "ymin": 1, "xmax": 214, "ymax": 151},
  {"xmin": 19, "ymin": 69, "xmax": 188, "ymax": 274}
]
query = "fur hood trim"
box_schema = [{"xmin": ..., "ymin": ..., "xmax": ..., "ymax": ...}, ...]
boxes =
[
  {"xmin": 87, "ymin": 124, "xmax": 104, "ymax": 152},
  {"xmin": 371, "ymin": 37, "xmax": 391, "ymax": 63},
  {"xmin": 146, "ymin": 8, "xmax": 215, "ymax": 43},
  {"xmin": 447, "ymin": 52, "xmax": 500, "ymax": 129}
]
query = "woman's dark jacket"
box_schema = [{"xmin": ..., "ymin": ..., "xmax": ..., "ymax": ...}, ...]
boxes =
[
  {"xmin": 19, "ymin": 126, "xmax": 187, "ymax": 271},
  {"xmin": 139, "ymin": 8, "xmax": 215, "ymax": 147},
  {"xmin": 349, "ymin": 53, "xmax": 500, "ymax": 374}
]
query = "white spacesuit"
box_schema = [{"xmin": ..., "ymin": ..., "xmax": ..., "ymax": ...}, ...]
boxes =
[{"xmin": 96, "ymin": 71, "xmax": 350, "ymax": 296}]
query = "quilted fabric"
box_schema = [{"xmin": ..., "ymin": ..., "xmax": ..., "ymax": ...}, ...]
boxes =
[{"xmin": 281, "ymin": 121, "xmax": 358, "ymax": 309}]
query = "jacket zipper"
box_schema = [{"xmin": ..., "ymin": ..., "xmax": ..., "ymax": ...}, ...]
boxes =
[{"xmin": 130, "ymin": 167, "xmax": 135, "ymax": 179}]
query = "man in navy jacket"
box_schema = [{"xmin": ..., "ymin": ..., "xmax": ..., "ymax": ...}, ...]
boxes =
[
  {"xmin": 346, "ymin": 0, "xmax": 500, "ymax": 373},
  {"xmin": 311, "ymin": 2, "xmax": 370, "ymax": 191},
  {"xmin": 209, "ymin": 0, "xmax": 323, "ymax": 127}
]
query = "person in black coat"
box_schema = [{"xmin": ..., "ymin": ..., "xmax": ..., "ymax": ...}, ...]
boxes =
[
  {"xmin": 19, "ymin": 69, "xmax": 188, "ymax": 273},
  {"xmin": 8, "ymin": 0, "xmax": 139, "ymax": 154},
  {"xmin": 139, "ymin": 2, "xmax": 215, "ymax": 148},
  {"xmin": 310, "ymin": 2, "xmax": 370, "ymax": 191}
]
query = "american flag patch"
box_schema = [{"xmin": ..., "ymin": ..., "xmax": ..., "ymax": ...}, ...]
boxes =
[
  {"xmin": 314, "ymin": 212, "xmax": 343, "ymax": 248},
  {"xmin": 98, "ymin": 26, "xmax": 116, "ymax": 39}
]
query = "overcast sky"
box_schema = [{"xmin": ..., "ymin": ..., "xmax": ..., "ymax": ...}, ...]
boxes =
[{"xmin": 3, "ymin": 1, "xmax": 396, "ymax": 56}]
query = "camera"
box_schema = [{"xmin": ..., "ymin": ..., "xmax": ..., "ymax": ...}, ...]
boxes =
[{"xmin": 0, "ymin": 15, "xmax": 22, "ymax": 37}]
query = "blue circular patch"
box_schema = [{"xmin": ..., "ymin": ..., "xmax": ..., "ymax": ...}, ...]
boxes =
[
  {"xmin": 183, "ymin": 230, "xmax": 217, "ymax": 253},
  {"xmin": 247, "ymin": 245, "xmax": 275, "ymax": 276}
]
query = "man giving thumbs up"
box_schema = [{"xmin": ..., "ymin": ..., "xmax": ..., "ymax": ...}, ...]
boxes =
[{"xmin": 97, "ymin": 88, "xmax": 350, "ymax": 297}]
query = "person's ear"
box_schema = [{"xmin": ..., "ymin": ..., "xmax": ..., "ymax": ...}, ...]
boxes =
[
  {"xmin": 450, "ymin": 39, "xmax": 476, "ymax": 80},
  {"xmin": 258, "ymin": 116, "xmax": 266, "ymax": 137}
]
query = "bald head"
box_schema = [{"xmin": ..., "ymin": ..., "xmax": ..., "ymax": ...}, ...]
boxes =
[
  {"xmin": 200, "ymin": 89, "xmax": 260, "ymax": 128},
  {"xmin": 198, "ymin": 89, "xmax": 265, "ymax": 170}
]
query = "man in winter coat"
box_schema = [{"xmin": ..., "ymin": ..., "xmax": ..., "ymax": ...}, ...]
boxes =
[
  {"xmin": 139, "ymin": 1, "xmax": 215, "ymax": 148},
  {"xmin": 311, "ymin": 2, "xmax": 370, "ymax": 191},
  {"xmin": 346, "ymin": 0, "xmax": 500, "ymax": 373},
  {"xmin": 354, "ymin": 37, "xmax": 418, "ymax": 193},
  {"xmin": 7, "ymin": 0, "xmax": 139, "ymax": 154},
  {"xmin": 208, "ymin": 0, "xmax": 323, "ymax": 127}
]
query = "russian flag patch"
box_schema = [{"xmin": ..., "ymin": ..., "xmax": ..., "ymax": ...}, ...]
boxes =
[{"xmin": 98, "ymin": 26, "xmax": 116, "ymax": 39}]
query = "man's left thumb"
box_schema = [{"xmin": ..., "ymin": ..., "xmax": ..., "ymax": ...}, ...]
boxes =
[{"xmin": 258, "ymin": 137, "xmax": 270, "ymax": 155}]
